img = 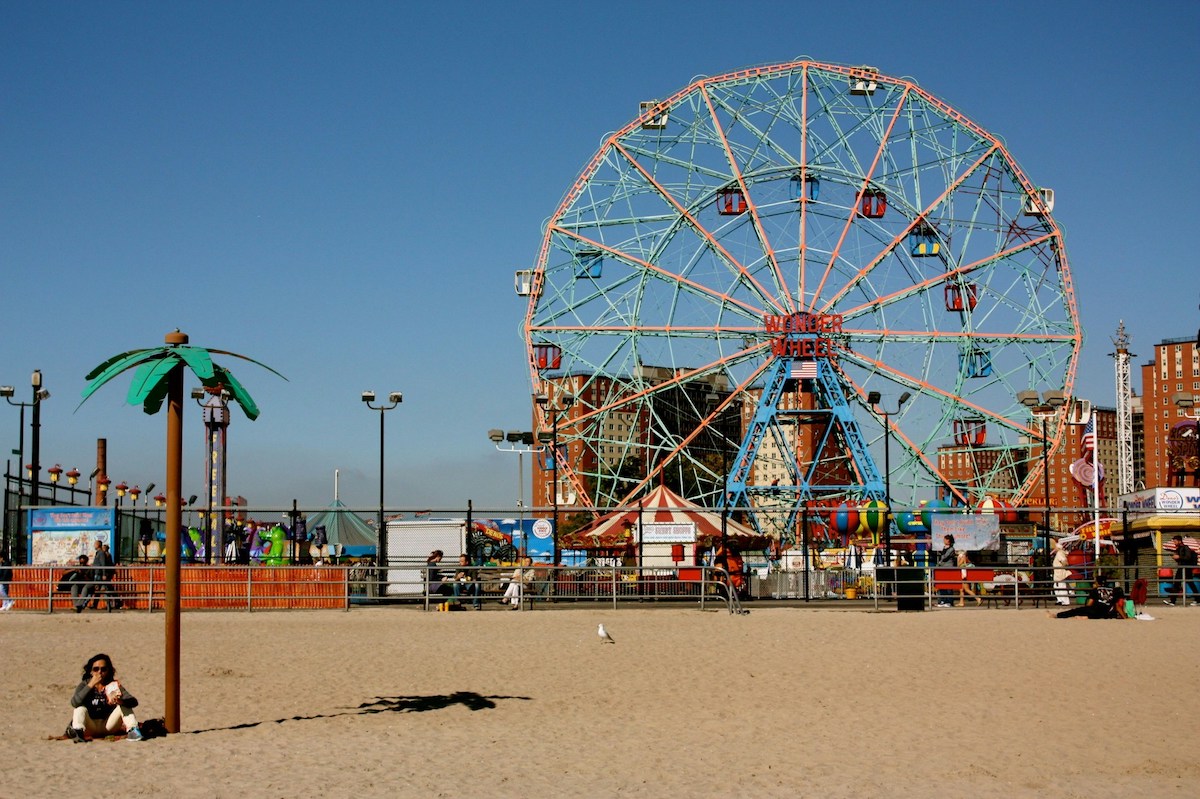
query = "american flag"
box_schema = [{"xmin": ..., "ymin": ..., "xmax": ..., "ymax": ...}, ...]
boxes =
[
  {"xmin": 790, "ymin": 360, "xmax": 818, "ymax": 380},
  {"xmin": 1080, "ymin": 414, "xmax": 1095, "ymax": 456}
]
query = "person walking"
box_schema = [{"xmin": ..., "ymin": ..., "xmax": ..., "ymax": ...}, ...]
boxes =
[
  {"xmin": 1052, "ymin": 539, "xmax": 1073, "ymax": 606},
  {"xmin": 1163, "ymin": 535, "xmax": 1199, "ymax": 607},
  {"xmin": 89, "ymin": 539, "xmax": 120, "ymax": 611}
]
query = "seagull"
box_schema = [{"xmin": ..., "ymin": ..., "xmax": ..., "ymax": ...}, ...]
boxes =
[{"xmin": 597, "ymin": 623, "xmax": 615, "ymax": 644}]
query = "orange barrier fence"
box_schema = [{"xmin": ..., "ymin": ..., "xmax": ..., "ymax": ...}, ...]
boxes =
[{"xmin": 5, "ymin": 565, "xmax": 350, "ymax": 612}]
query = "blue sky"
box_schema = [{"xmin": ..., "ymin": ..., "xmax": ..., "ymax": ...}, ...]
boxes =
[{"xmin": 1, "ymin": 0, "xmax": 1197, "ymax": 516}]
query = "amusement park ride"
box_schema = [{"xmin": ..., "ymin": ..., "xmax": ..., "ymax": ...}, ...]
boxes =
[{"xmin": 517, "ymin": 60, "xmax": 1082, "ymax": 544}]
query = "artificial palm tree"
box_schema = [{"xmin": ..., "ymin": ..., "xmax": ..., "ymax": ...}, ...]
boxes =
[{"xmin": 81, "ymin": 330, "xmax": 284, "ymax": 732}]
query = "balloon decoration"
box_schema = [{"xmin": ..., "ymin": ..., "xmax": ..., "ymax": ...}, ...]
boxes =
[
  {"xmin": 920, "ymin": 498, "xmax": 950, "ymax": 531},
  {"xmin": 831, "ymin": 503, "xmax": 860, "ymax": 542},
  {"xmin": 977, "ymin": 495, "xmax": 1018, "ymax": 523},
  {"xmin": 895, "ymin": 510, "xmax": 925, "ymax": 534},
  {"xmin": 859, "ymin": 500, "xmax": 889, "ymax": 543}
]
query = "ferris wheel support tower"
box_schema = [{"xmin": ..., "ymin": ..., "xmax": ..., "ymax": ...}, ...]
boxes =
[{"xmin": 1112, "ymin": 321, "xmax": 1134, "ymax": 497}]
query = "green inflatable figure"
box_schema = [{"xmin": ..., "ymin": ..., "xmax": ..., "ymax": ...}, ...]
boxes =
[{"xmin": 261, "ymin": 525, "xmax": 288, "ymax": 565}]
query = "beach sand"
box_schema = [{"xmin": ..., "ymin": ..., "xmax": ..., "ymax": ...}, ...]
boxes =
[{"xmin": 2, "ymin": 604, "xmax": 1197, "ymax": 798}]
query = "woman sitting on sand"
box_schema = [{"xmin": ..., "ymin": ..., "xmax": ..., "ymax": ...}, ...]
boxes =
[{"xmin": 66, "ymin": 653, "xmax": 145, "ymax": 742}]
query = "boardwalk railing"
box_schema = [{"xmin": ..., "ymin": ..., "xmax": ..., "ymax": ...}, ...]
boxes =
[{"xmin": 5, "ymin": 565, "xmax": 351, "ymax": 612}]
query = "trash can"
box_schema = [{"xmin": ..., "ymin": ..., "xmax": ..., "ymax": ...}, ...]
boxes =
[{"xmin": 878, "ymin": 567, "xmax": 925, "ymax": 611}]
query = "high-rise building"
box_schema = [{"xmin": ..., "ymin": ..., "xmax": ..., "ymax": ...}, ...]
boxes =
[{"xmin": 1138, "ymin": 336, "xmax": 1200, "ymax": 488}]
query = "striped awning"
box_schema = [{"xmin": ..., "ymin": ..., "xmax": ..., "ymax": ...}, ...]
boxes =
[{"xmin": 560, "ymin": 484, "xmax": 767, "ymax": 550}]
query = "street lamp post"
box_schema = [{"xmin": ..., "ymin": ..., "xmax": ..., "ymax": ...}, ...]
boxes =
[
  {"xmin": 1, "ymin": 372, "xmax": 50, "ymax": 563},
  {"xmin": 66, "ymin": 468, "xmax": 81, "ymax": 505},
  {"xmin": 48, "ymin": 464, "xmax": 62, "ymax": 504},
  {"xmin": 867, "ymin": 390, "xmax": 911, "ymax": 565},
  {"xmin": 705, "ymin": 391, "xmax": 732, "ymax": 557},
  {"xmin": 1019, "ymin": 389, "xmax": 1066, "ymax": 554},
  {"xmin": 487, "ymin": 429, "xmax": 542, "ymax": 558},
  {"xmin": 362, "ymin": 391, "xmax": 402, "ymax": 593},
  {"xmin": 1173, "ymin": 392, "xmax": 1199, "ymax": 421},
  {"xmin": 535, "ymin": 392, "xmax": 575, "ymax": 568},
  {"xmin": 114, "ymin": 482, "xmax": 128, "ymax": 557}
]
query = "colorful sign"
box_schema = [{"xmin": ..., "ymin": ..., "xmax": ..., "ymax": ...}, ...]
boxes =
[
  {"xmin": 639, "ymin": 522, "xmax": 696, "ymax": 544},
  {"xmin": 28, "ymin": 507, "xmax": 115, "ymax": 565},
  {"xmin": 1118, "ymin": 487, "xmax": 1200, "ymax": 514}
]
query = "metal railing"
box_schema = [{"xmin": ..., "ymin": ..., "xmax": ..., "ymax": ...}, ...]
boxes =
[
  {"xmin": 3, "ymin": 562, "xmax": 1188, "ymax": 615},
  {"xmin": 408, "ymin": 564, "xmax": 743, "ymax": 614},
  {"xmin": 4, "ymin": 565, "xmax": 352, "ymax": 612}
]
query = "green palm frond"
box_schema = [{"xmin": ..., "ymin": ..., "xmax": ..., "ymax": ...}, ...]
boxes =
[
  {"xmin": 82, "ymin": 336, "xmax": 284, "ymax": 418},
  {"xmin": 203, "ymin": 348, "xmax": 287, "ymax": 381},
  {"xmin": 79, "ymin": 348, "xmax": 167, "ymax": 407},
  {"xmin": 141, "ymin": 373, "xmax": 173, "ymax": 415},
  {"xmin": 127, "ymin": 356, "xmax": 179, "ymax": 408},
  {"xmin": 174, "ymin": 346, "xmax": 217, "ymax": 382},
  {"xmin": 206, "ymin": 365, "xmax": 260, "ymax": 420}
]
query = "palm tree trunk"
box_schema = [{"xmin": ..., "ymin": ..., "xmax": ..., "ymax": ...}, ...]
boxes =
[{"xmin": 165, "ymin": 361, "xmax": 183, "ymax": 732}]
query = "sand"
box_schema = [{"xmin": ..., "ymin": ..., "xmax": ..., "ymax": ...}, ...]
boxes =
[{"xmin": 2, "ymin": 603, "xmax": 1198, "ymax": 798}]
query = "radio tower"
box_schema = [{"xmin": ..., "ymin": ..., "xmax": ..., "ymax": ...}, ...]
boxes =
[{"xmin": 1111, "ymin": 322, "xmax": 1134, "ymax": 497}]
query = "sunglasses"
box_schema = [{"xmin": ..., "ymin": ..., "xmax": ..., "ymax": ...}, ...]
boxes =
[{"xmin": 91, "ymin": 666, "xmax": 110, "ymax": 673}]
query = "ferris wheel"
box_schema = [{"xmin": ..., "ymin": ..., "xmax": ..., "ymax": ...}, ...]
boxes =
[{"xmin": 520, "ymin": 59, "xmax": 1080, "ymax": 538}]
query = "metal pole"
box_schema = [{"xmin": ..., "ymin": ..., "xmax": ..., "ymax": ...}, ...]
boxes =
[
  {"xmin": 552, "ymin": 415, "xmax": 559, "ymax": 568},
  {"xmin": 517, "ymin": 449, "xmax": 525, "ymax": 558},
  {"xmin": 378, "ymin": 406, "xmax": 386, "ymax": 587},
  {"xmin": 882, "ymin": 413, "xmax": 892, "ymax": 566},
  {"xmin": 28, "ymin": 373, "xmax": 43, "ymax": 560},
  {"xmin": 1041, "ymin": 416, "xmax": 1051, "ymax": 553}
]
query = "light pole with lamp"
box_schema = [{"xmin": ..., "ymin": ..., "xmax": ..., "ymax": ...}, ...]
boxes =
[
  {"xmin": 47, "ymin": 464, "xmax": 62, "ymax": 504},
  {"xmin": 867, "ymin": 390, "xmax": 911, "ymax": 565},
  {"xmin": 362, "ymin": 391, "xmax": 402, "ymax": 592},
  {"xmin": 66, "ymin": 468, "xmax": 81, "ymax": 504},
  {"xmin": 1, "ymin": 373, "xmax": 50, "ymax": 562},
  {"xmin": 487, "ymin": 429, "xmax": 542, "ymax": 557},
  {"xmin": 1173, "ymin": 392, "xmax": 1199, "ymax": 421},
  {"xmin": 705, "ymin": 390, "xmax": 732, "ymax": 558},
  {"xmin": 114, "ymin": 482, "xmax": 128, "ymax": 558},
  {"xmin": 1018, "ymin": 389, "xmax": 1065, "ymax": 554},
  {"xmin": 535, "ymin": 392, "xmax": 575, "ymax": 569}
]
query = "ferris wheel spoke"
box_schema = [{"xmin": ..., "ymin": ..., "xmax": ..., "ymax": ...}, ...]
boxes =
[
  {"xmin": 818, "ymin": 142, "xmax": 1002, "ymax": 314},
  {"xmin": 809, "ymin": 88, "xmax": 911, "ymax": 311},
  {"xmin": 836, "ymin": 232, "xmax": 1057, "ymax": 320},
  {"xmin": 610, "ymin": 140, "xmax": 788, "ymax": 315},
  {"xmin": 699, "ymin": 84, "xmax": 795, "ymax": 314},
  {"xmin": 548, "ymin": 226, "xmax": 765, "ymax": 320}
]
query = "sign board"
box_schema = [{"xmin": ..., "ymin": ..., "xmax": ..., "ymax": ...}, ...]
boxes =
[
  {"xmin": 27, "ymin": 507, "xmax": 115, "ymax": 565},
  {"xmin": 1118, "ymin": 487, "xmax": 1200, "ymax": 515},
  {"xmin": 930, "ymin": 512, "xmax": 999, "ymax": 551},
  {"xmin": 639, "ymin": 522, "xmax": 696, "ymax": 544}
]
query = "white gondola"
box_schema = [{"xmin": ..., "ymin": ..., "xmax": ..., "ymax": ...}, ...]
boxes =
[
  {"xmin": 1023, "ymin": 187, "xmax": 1055, "ymax": 216},
  {"xmin": 849, "ymin": 66, "xmax": 879, "ymax": 96},
  {"xmin": 514, "ymin": 269, "xmax": 533, "ymax": 296},
  {"xmin": 639, "ymin": 100, "xmax": 669, "ymax": 130}
]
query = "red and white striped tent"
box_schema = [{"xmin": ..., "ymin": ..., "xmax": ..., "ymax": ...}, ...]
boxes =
[{"xmin": 560, "ymin": 484, "xmax": 771, "ymax": 550}]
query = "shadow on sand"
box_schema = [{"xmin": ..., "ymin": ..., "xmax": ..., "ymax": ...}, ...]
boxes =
[{"xmin": 183, "ymin": 691, "xmax": 530, "ymax": 735}]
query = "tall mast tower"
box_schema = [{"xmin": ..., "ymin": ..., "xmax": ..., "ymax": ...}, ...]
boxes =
[{"xmin": 1111, "ymin": 321, "xmax": 1134, "ymax": 497}]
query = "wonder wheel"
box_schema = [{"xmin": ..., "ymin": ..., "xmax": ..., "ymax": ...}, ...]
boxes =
[{"xmin": 520, "ymin": 59, "xmax": 1081, "ymax": 539}]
